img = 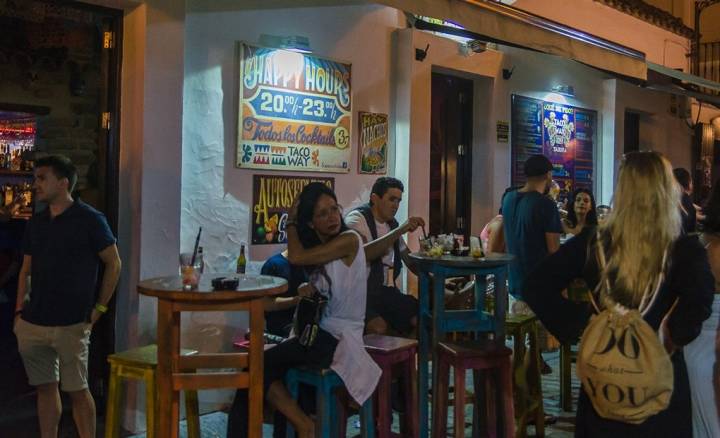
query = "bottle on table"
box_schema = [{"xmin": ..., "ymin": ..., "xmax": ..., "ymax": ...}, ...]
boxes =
[{"xmin": 236, "ymin": 243, "xmax": 246, "ymax": 275}]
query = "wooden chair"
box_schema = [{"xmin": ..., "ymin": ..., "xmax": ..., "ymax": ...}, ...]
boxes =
[
  {"xmin": 364, "ymin": 334, "xmax": 418, "ymax": 438},
  {"xmin": 505, "ymin": 314, "xmax": 544, "ymax": 438},
  {"xmin": 104, "ymin": 344, "xmax": 200, "ymax": 438},
  {"xmin": 432, "ymin": 339, "xmax": 515, "ymax": 438}
]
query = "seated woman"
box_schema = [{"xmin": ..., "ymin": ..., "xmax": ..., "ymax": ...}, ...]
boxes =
[
  {"xmin": 524, "ymin": 151, "xmax": 714, "ymax": 437},
  {"xmin": 227, "ymin": 182, "xmax": 416, "ymax": 438},
  {"xmin": 259, "ymin": 250, "xmax": 306, "ymax": 339},
  {"xmin": 561, "ymin": 188, "xmax": 597, "ymax": 236}
]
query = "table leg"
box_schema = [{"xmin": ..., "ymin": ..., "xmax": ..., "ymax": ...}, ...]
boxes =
[
  {"xmin": 156, "ymin": 299, "xmax": 180, "ymax": 438},
  {"xmin": 418, "ymin": 272, "xmax": 430, "ymax": 438},
  {"xmin": 431, "ymin": 270, "xmax": 446, "ymax": 437},
  {"xmin": 473, "ymin": 275, "xmax": 486, "ymax": 339},
  {"xmin": 494, "ymin": 269, "xmax": 508, "ymax": 340},
  {"xmin": 248, "ymin": 299, "xmax": 265, "ymax": 438}
]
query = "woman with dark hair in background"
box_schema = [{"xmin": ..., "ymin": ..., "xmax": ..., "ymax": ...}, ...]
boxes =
[
  {"xmin": 524, "ymin": 151, "xmax": 714, "ymax": 437},
  {"xmin": 562, "ymin": 188, "xmax": 598, "ymax": 236},
  {"xmin": 684, "ymin": 180, "xmax": 720, "ymax": 438},
  {"xmin": 226, "ymin": 182, "xmax": 421, "ymax": 437}
]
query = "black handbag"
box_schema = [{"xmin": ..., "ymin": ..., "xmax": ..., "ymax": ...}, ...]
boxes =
[{"xmin": 293, "ymin": 291, "xmax": 328, "ymax": 347}]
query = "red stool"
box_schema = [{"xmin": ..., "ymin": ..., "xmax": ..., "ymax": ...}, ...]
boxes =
[
  {"xmin": 433, "ymin": 340, "xmax": 515, "ymax": 438},
  {"xmin": 364, "ymin": 334, "xmax": 418, "ymax": 438}
]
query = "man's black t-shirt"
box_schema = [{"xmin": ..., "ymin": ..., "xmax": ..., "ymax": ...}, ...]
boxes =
[{"xmin": 22, "ymin": 201, "xmax": 116, "ymax": 326}]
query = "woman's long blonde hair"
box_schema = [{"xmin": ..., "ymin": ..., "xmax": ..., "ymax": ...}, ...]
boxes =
[{"xmin": 599, "ymin": 151, "xmax": 681, "ymax": 308}]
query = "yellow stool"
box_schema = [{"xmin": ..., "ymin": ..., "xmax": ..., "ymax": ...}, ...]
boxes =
[
  {"xmin": 104, "ymin": 344, "xmax": 200, "ymax": 438},
  {"xmin": 505, "ymin": 314, "xmax": 544, "ymax": 438}
]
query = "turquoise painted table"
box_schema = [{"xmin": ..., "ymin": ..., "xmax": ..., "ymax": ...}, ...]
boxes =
[{"xmin": 409, "ymin": 252, "xmax": 514, "ymax": 438}]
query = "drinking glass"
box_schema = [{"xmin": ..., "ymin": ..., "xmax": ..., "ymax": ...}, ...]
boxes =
[{"xmin": 179, "ymin": 253, "xmax": 201, "ymax": 290}]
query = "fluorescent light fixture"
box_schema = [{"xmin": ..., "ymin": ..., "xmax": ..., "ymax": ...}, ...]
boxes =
[
  {"xmin": 550, "ymin": 84, "xmax": 575, "ymax": 98},
  {"xmin": 259, "ymin": 34, "xmax": 312, "ymax": 53}
]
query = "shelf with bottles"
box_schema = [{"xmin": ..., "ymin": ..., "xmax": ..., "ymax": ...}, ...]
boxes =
[{"xmin": 1, "ymin": 181, "xmax": 33, "ymax": 220}]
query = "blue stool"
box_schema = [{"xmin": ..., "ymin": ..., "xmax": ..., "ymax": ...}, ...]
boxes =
[{"xmin": 285, "ymin": 367, "xmax": 375, "ymax": 438}]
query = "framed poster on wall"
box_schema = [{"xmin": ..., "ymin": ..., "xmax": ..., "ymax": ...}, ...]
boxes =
[
  {"xmin": 251, "ymin": 175, "xmax": 334, "ymax": 245},
  {"xmin": 511, "ymin": 94, "xmax": 597, "ymax": 201},
  {"xmin": 236, "ymin": 42, "xmax": 352, "ymax": 173},
  {"xmin": 358, "ymin": 112, "xmax": 388, "ymax": 174}
]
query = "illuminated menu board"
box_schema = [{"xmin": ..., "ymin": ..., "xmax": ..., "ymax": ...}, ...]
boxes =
[
  {"xmin": 236, "ymin": 43, "xmax": 352, "ymax": 173},
  {"xmin": 511, "ymin": 95, "xmax": 596, "ymax": 198}
]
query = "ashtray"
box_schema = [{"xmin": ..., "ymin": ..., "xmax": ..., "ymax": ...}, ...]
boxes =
[{"xmin": 211, "ymin": 276, "xmax": 239, "ymax": 290}]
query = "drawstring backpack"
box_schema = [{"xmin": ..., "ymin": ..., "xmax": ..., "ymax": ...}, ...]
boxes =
[{"xmin": 576, "ymin": 235, "xmax": 674, "ymax": 424}]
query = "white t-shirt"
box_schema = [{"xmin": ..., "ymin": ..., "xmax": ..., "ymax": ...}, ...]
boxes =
[{"xmin": 345, "ymin": 209, "xmax": 407, "ymax": 286}]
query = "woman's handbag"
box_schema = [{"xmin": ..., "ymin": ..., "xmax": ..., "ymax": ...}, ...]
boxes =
[{"xmin": 294, "ymin": 292, "xmax": 328, "ymax": 347}]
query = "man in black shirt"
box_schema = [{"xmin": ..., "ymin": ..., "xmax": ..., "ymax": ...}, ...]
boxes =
[
  {"xmin": 673, "ymin": 167, "xmax": 697, "ymax": 233},
  {"xmin": 13, "ymin": 155, "xmax": 121, "ymax": 438}
]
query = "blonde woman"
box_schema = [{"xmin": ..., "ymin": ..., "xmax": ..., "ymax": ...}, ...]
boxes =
[
  {"xmin": 685, "ymin": 179, "xmax": 720, "ymax": 438},
  {"xmin": 524, "ymin": 151, "xmax": 714, "ymax": 437}
]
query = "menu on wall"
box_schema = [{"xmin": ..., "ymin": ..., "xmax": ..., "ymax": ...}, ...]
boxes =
[
  {"xmin": 358, "ymin": 112, "xmax": 388, "ymax": 174},
  {"xmin": 251, "ymin": 175, "xmax": 334, "ymax": 245},
  {"xmin": 236, "ymin": 42, "xmax": 352, "ymax": 173},
  {"xmin": 511, "ymin": 94, "xmax": 596, "ymax": 199}
]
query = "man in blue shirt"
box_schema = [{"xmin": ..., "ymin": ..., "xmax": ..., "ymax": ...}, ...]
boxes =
[
  {"xmin": 13, "ymin": 155, "xmax": 121, "ymax": 438},
  {"xmin": 260, "ymin": 251, "xmax": 306, "ymax": 338},
  {"xmin": 502, "ymin": 154, "xmax": 562, "ymax": 313}
]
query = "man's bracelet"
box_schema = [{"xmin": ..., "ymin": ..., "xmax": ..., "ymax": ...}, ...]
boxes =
[{"xmin": 94, "ymin": 303, "xmax": 109, "ymax": 314}]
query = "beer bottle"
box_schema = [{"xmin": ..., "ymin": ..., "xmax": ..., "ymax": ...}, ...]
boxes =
[{"xmin": 236, "ymin": 244, "xmax": 246, "ymax": 274}]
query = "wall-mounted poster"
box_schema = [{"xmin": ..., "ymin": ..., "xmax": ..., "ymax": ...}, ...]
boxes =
[
  {"xmin": 511, "ymin": 94, "xmax": 597, "ymax": 201},
  {"xmin": 236, "ymin": 42, "xmax": 352, "ymax": 173},
  {"xmin": 251, "ymin": 175, "xmax": 334, "ymax": 245},
  {"xmin": 358, "ymin": 112, "xmax": 388, "ymax": 174}
]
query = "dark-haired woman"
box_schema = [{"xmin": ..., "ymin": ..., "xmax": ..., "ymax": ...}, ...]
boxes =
[
  {"xmin": 685, "ymin": 180, "xmax": 720, "ymax": 438},
  {"xmin": 227, "ymin": 182, "xmax": 422, "ymax": 437},
  {"xmin": 562, "ymin": 188, "xmax": 598, "ymax": 236}
]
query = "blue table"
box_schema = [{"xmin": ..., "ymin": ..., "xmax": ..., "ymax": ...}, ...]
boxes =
[{"xmin": 409, "ymin": 252, "xmax": 514, "ymax": 438}]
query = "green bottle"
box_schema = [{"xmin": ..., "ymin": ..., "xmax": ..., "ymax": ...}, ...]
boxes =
[{"xmin": 236, "ymin": 244, "xmax": 246, "ymax": 274}]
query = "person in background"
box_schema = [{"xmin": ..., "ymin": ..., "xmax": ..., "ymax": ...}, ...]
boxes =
[
  {"xmin": 480, "ymin": 186, "xmax": 517, "ymax": 253},
  {"xmin": 227, "ymin": 183, "xmax": 418, "ymax": 437},
  {"xmin": 562, "ymin": 188, "xmax": 598, "ymax": 236},
  {"xmin": 673, "ymin": 167, "xmax": 697, "ymax": 233},
  {"xmin": 684, "ymin": 179, "xmax": 720, "ymax": 438},
  {"xmin": 345, "ymin": 177, "xmax": 424, "ymax": 335},
  {"xmin": 13, "ymin": 155, "xmax": 122, "ymax": 438},
  {"xmin": 525, "ymin": 151, "xmax": 714, "ymax": 437},
  {"xmin": 502, "ymin": 154, "xmax": 562, "ymax": 315},
  {"xmin": 259, "ymin": 250, "xmax": 306, "ymax": 338}
]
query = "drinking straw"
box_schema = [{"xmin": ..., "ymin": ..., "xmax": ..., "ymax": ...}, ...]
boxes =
[
  {"xmin": 421, "ymin": 225, "xmax": 428, "ymax": 239},
  {"xmin": 190, "ymin": 227, "xmax": 202, "ymax": 266}
]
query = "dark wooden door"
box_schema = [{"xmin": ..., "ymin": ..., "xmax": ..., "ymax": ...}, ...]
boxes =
[{"xmin": 430, "ymin": 73, "xmax": 473, "ymax": 240}]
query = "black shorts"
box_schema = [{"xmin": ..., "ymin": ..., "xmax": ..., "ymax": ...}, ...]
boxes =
[{"xmin": 366, "ymin": 285, "xmax": 418, "ymax": 334}]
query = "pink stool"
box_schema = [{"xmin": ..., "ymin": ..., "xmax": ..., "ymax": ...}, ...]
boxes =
[
  {"xmin": 364, "ymin": 334, "xmax": 418, "ymax": 438},
  {"xmin": 433, "ymin": 339, "xmax": 515, "ymax": 438}
]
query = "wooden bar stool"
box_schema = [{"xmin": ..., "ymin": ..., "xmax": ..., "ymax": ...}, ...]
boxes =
[
  {"xmin": 505, "ymin": 314, "xmax": 544, "ymax": 438},
  {"xmin": 104, "ymin": 344, "xmax": 200, "ymax": 438},
  {"xmin": 433, "ymin": 340, "xmax": 515, "ymax": 438},
  {"xmin": 285, "ymin": 367, "xmax": 375, "ymax": 438},
  {"xmin": 364, "ymin": 334, "xmax": 418, "ymax": 438}
]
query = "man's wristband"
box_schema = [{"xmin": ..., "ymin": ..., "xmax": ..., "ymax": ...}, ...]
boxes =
[{"xmin": 94, "ymin": 303, "xmax": 108, "ymax": 314}]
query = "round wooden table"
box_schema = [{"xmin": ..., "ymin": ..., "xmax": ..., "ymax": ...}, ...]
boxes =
[{"xmin": 138, "ymin": 274, "xmax": 287, "ymax": 438}]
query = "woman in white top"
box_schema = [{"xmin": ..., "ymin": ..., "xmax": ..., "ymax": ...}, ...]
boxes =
[
  {"xmin": 686, "ymin": 180, "xmax": 720, "ymax": 438},
  {"xmin": 227, "ymin": 183, "xmax": 421, "ymax": 438}
]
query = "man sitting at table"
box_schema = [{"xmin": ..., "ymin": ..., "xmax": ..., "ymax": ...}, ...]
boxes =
[{"xmin": 345, "ymin": 177, "xmax": 424, "ymax": 335}]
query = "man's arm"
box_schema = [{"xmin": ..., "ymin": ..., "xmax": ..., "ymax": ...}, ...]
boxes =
[
  {"xmin": 91, "ymin": 244, "xmax": 122, "ymax": 324},
  {"xmin": 14, "ymin": 255, "xmax": 31, "ymax": 324},
  {"xmin": 545, "ymin": 233, "xmax": 561, "ymax": 254}
]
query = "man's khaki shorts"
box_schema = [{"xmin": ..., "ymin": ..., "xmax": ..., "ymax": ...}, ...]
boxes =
[{"xmin": 14, "ymin": 318, "xmax": 91, "ymax": 392}]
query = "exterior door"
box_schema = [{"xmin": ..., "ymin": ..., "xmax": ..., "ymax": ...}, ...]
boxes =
[{"xmin": 430, "ymin": 73, "xmax": 473, "ymax": 240}]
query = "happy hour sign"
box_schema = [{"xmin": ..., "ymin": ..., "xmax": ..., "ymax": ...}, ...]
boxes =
[{"xmin": 236, "ymin": 43, "xmax": 352, "ymax": 173}]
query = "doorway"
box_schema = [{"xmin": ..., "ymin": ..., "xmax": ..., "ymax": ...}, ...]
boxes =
[
  {"xmin": 430, "ymin": 72, "xmax": 473, "ymax": 240},
  {"xmin": 0, "ymin": 0, "xmax": 122, "ymax": 433}
]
